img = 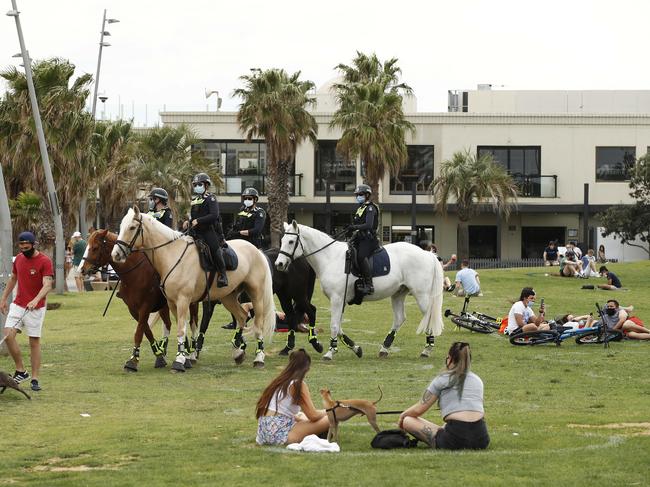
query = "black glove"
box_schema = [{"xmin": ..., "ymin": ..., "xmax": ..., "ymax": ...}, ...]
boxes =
[{"xmin": 345, "ymin": 226, "xmax": 355, "ymax": 238}]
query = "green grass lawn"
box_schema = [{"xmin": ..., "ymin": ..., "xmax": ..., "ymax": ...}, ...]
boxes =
[{"xmin": 1, "ymin": 261, "xmax": 649, "ymax": 486}]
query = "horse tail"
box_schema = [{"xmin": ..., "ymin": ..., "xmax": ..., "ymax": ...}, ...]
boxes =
[
  {"xmin": 258, "ymin": 250, "xmax": 276, "ymax": 341},
  {"xmin": 416, "ymin": 253, "xmax": 445, "ymax": 336}
]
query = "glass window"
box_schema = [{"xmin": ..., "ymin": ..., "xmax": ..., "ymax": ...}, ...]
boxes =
[
  {"xmin": 477, "ymin": 146, "xmax": 541, "ymax": 176},
  {"xmin": 315, "ymin": 140, "xmax": 357, "ymax": 195},
  {"xmin": 596, "ymin": 147, "xmax": 636, "ymax": 181},
  {"xmin": 389, "ymin": 145, "xmax": 434, "ymax": 194}
]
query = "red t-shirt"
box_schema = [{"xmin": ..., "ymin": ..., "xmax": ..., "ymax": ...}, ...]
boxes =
[{"xmin": 12, "ymin": 252, "xmax": 54, "ymax": 309}]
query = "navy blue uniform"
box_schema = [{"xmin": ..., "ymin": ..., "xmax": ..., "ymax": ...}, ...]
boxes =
[
  {"xmin": 351, "ymin": 201, "xmax": 380, "ymax": 262},
  {"xmin": 228, "ymin": 206, "xmax": 266, "ymax": 249},
  {"xmin": 190, "ymin": 192, "xmax": 227, "ymax": 285},
  {"xmin": 148, "ymin": 207, "xmax": 173, "ymax": 229}
]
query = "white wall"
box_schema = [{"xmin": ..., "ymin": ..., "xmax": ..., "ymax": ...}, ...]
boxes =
[{"xmin": 597, "ymin": 228, "xmax": 649, "ymax": 262}]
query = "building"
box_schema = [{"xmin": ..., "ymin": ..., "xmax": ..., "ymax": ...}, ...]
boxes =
[{"xmin": 160, "ymin": 85, "xmax": 648, "ymax": 259}]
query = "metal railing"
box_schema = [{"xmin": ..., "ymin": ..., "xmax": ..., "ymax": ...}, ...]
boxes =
[
  {"xmin": 511, "ymin": 174, "xmax": 557, "ymax": 198},
  {"xmin": 442, "ymin": 258, "xmax": 545, "ymax": 270},
  {"xmin": 218, "ymin": 173, "xmax": 303, "ymax": 196}
]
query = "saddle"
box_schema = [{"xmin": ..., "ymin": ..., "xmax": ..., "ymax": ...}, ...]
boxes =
[
  {"xmin": 195, "ymin": 240, "xmax": 239, "ymax": 272},
  {"xmin": 345, "ymin": 245, "xmax": 391, "ymax": 278}
]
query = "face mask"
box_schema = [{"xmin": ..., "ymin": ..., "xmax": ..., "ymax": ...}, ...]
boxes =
[
  {"xmin": 193, "ymin": 185, "xmax": 205, "ymax": 195},
  {"xmin": 148, "ymin": 199, "xmax": 155, "ymax": 211},
  {"xmin": 243, "ymin": 199, "xmax": 254, "ymax": 208},
  {"xmin": 605, "ymin": 308, "xmax": 617, "ymax": 316},
  {"xmin": 356, "ymin": 195, "xmax": 365, "ymax": 204},
  {"xmin": 527, "ymin": 300, "xmax": 535, "ymax": 308},
  {"xmin": 21, "ymin": 247, "xmax": 35, "ymax": 258}
]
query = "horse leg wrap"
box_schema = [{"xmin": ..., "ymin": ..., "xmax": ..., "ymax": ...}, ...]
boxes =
[
  {"xmin": 287, "ymin": 330, "xmax": 295, "ymax": 350},
  {"xmin": 426, "ymin": 335, "xmax": 435, "ymax": 346},
  {"xmin": 176, "ymin": 342, "xmax": 186, "ymax": 356},
  {"xmin": 341, "ymin": 334, "xmax": 356, "ymax": 349},
  {"xmin": 130, "ymin": 347, "xmax": 140, "ymax": 361},
  {"xmin": 308, "ymin": 326, "xmax": 323, "ymax": 353},
  {"xmin": 196, "ymin": 332, "xmax": 205, "ymax": 352},
  {"xmin": 150, "ymin": 341, "xmax": 164, "ymax": 357},
  {"xmin": 184, "ymin": 337, "xmax": 196, "ymax": 354},
  {"xmin": 329, "ymin": 337, "xmax": 338, "ymax": 352},
  {"xmin": 255, "ymin": 339, "xmax": 264, "ymax": 355},
  {"xmin": 158, "ymin": 336, "xmax": 169, "ymax": 356},
  {"xmin": 383, "ymin": 331, "xmax": 396, "ymax": 348},
  {"xmin": 232, "ymin": 329, "xmax": 247, "ymax": 351}
]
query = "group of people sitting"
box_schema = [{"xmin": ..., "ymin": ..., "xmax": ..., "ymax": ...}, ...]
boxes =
[{"xmin": 505, "ymin": 287, "xmax": 650, "ymax": 340}]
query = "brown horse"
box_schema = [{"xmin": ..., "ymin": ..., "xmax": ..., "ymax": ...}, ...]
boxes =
[{"xmin": 80, "ymin": 229, "xmax": 189, "ymax": 372}]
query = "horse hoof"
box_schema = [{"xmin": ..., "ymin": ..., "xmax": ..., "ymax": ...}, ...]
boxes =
[
  {"xmin": 154, "ymin": 355, "xmax": 167, "ymax": 368},
  {"xmin": 278, "ymin": 346, "xmax": 292, "ymax": 356},
  {"xmin": 171, "ymin": 361, "xmax": 186, "ymax": 373},
  {"xmin": 184, "ymin": 358, "xmax": 193, "ymax": 369},
  {"xmin": 323, "ymin": 348, "xmax": 336, "ymax": 361},
  {"xmin": 378, "ymin": 347, "xmax": 389, "ymax": 358},
  {"xmin": 420, "ymin": 346, "xmax": 434, "ymax": 358},
  {"xmin": 188, "ymin": 351, "xmax": 198, "ymax": 363},
  {"xmin": 124, "ymin": 360, "xmax": 138, "ymax": 372},
  {"xmin": 310, "ymin": 341, "xmax": 324, "ymax": 354},
  {"xmin": 233, "ymin": 349, "xmax": 246, "ymax": 365},
  {"xmin": 353, "ymin": 345, "xmax": 363, "ymax": 358}
]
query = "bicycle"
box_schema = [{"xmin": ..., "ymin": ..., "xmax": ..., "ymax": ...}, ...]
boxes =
[
  {"xmin": 444, "ymin": 295, "xmax": 501, "ymax": 334},
  {"xmin": 509, "ymin": 314, "xmax": 623, "ymax": 346}
]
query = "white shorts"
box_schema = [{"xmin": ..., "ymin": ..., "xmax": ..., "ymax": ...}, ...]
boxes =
[{"xmin": 4, "ymin": 303, "xmax": 46, "ymax": 338}]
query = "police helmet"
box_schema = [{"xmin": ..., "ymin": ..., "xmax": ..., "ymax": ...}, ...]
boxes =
[
  {"xmin": 148, "ymin": 187, "xmax": 169, "ymax": 202},
  {"xmin": 192, "ymin": 173, "xmax": 212, "ymax": 187},
  {"xmin": 242, "ymin": 187, "xmax": 259, "ymax": 199},
  {"xmin": 354, "ymin": 184, "xmax": 372, "ymax": 195}
]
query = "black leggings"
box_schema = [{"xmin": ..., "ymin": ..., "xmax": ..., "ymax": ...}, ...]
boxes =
[
  {"xmin": 434, "ymin": 418, "xmax": 490, "ymax": 450},
  {"xmin": 355, "ymin": 238, "xmax": 379, "ymax": 265}
]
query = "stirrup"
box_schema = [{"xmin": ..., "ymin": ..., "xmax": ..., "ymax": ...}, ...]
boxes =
[{"xmin": 217, "ymin": 274, "xmax": 228, "ymax": 288}]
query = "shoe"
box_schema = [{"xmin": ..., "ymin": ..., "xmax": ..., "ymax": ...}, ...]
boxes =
[
  {"xmin": 30, "ymin": 379, "xmax": 41, "ymax": 391},
  {"xmin": 13, "ymin": 370, "xmax": 30, "ymax": 384},
  {"xmin": 446, "ymin": 284, "xmax": 456, "ymax": 292},
  {"xmin": 221, "ymin": 322, "xmax": 236, "ymax": 330}
]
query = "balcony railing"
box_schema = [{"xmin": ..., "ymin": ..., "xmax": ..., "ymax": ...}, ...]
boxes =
[
  {"xmin": 218, "ymin": 173, "xmax": 303, "ymax": 196},
  {"xmin": 512, "ymin": 174, "xmax": 557, "ymax": 198}
]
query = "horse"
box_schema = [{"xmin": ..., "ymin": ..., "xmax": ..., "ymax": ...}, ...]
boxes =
[
  {"xmin": 79, "ymin": 229, "xmax": 199, "ymax": 372},
  {"xmin": 111, "ymin": 207, "xmax": 275, "ymax": 371},
  {"xmin": 194, "ymin": 247, "xmax": 323, "ymax": 357},
  {"xmin": 275, "ymin": 221, "xmax": 444, "ymax": 360}
]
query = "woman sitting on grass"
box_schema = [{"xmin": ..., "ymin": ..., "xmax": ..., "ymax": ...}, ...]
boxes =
[
  {"xmin": 399, "ymin": 342, "xmax": 490, "ymax": 450},
  {"xmin": 255, "ymin": 349, "xmax": 329, "ymax": 445}
]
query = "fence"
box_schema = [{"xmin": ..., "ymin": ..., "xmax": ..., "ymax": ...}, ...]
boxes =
[{"xmin": 442, "ymin": 258, "xmax": 545, "ymax": 271}]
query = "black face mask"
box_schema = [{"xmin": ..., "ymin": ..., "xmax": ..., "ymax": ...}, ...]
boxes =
[
  {"xmin": 21, "ymin": 247, "xmax": 35, "ymax": 258},
  {"xmin": 605, "ymin": 308, "xmax": 617, "ymax": 316}
]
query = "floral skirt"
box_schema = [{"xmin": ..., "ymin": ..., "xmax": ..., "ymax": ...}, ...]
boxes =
[{"xmin": 256, "ymin": 415, "xmax": 295, "ymax": 445}]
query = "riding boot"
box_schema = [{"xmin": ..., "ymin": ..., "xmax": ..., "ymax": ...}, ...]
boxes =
[
  {"xmin": 212, "ymin": 245, "xmax": 229, "ymax": 288},
  {"xmin": 360, "ymin": 258, "xmax": 374, "ymax": 295}
]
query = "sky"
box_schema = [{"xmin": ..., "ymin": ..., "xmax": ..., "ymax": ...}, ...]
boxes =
[{"xmin": 1, "ymin": 0, "xmax": 649, "ymax": 125}]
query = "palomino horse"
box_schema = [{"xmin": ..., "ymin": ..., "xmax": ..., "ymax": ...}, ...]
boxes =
[
  {"xmin": 112, "ymin": 207, "xmax": 275, "ymax": 371},
  {"xmin": 79, "ymin": 229, "xmax": 198, "ymax": 372},
  {"xmin": 275, "ymin": 221, "xmax": 444, "ymax": 360}
]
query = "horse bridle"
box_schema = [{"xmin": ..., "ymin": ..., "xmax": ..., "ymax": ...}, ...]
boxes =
[
  {"xmin": 115, "ymin": 215, "xmax": 144, "ymax": 260},
  {"xmin": 278, "ymin": 228, "xmax": 348, "ymax": 263},
  {"xmin": 84, "ymin": 235, "xmax": 147, "ymax": 275}
]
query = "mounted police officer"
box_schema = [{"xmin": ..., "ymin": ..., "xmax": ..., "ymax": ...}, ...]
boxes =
[
  {"xmin": 147, "ymin": 187, "xmax": 173, "ymax": 228},
  {"xmin": 227, "ymin": 187, "xmax": 266, "ymax": 249},
  {"xmin": 188, "ymin": 173, "xmax": 228, "ymax": 288},
  {"xmin": 346, "ymin": 184, "xmax": 379, "ymax": 295}
]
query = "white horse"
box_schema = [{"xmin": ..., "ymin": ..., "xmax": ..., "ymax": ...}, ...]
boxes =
[
  {"xmin": 112, "ymin": 207, "xmax": 276, "ymax": 371},
  {"xmin": 275, "ymin": 221, "xmax": 444, "ymax": 360}
]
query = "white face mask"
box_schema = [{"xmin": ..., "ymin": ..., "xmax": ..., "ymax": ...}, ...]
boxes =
[
  {"xmin": 193, "ymin": 184, "xmax": 205, "ymax": 195},
  {"xmin": 356, "ymin": 195, "xmax": 366, "ymax": 204},
  {"xmin": 243, "ymin": 199, "xmax": 254, "ymax": 208}
]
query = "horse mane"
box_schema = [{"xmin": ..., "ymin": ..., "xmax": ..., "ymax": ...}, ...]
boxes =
[{"xmin": 141, "ymin": 212, "xmax": 183, "ymax": 241}]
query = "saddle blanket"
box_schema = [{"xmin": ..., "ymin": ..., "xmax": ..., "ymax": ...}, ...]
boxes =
[{"xmin": 351, "ymin": 248, "xmax": 390, "ymax": 278}]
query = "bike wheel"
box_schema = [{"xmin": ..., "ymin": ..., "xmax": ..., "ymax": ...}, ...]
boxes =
[
  {"xmin": 471, "ymin": 313, "xmax": 500, "ymax": 330},
  {"xmin": 474, "ymin": 312, "xmax": 498, "ymax": 323},
  {"xmin": 451, "ymin": 316, "xmax": 494, "ymax": 334},
  {"xmin": 509, "ymin": 331, "xmax": 558, "ymax": 346},
  {"xmin": 575, "ymin": 330, "xmax": 623, "ymax": 344}
]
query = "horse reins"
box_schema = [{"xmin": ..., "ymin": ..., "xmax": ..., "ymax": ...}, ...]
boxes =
[{"xmin": 278, "ymin": 228, "xmax": 348, "ymax": 263}]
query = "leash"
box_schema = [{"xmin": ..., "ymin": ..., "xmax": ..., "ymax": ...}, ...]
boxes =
[
  {"xmin": 376, "ymin": 410, "xmax": 404, "ymax": 415},
  {"xmin": 0, "ymin": 309, "xmax": 28, "ymax": 347},
  {"xmin": 102, "ymin": 279, "xmax": 121, "ymax": 317}
]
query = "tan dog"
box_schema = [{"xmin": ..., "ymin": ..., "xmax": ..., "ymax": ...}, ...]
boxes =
[
  {"xmin": 0, "ymin": 371, "xmax": 31, "ymax": 400},
  {"xmin": 320, "ymin": 386, "xmax": 382, "ymax": 443}
]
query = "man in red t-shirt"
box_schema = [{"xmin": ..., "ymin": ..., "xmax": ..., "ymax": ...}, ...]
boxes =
[{"xmin": 0, "ymin": 231, "xmax": 53, "ymax": 391}]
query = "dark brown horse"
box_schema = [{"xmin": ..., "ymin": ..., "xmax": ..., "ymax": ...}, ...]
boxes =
[{"xmin": 80, "ymin": 229, "xmax": 177, "ymax": 371}]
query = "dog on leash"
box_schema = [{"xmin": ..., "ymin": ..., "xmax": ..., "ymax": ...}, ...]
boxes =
[
  {"xmin": 0, "ymin": 371, "xmax": 31, "ymax": 400},
  {"xmin": 320, "ymin": 386, "xmax": 382, "ymax": 443}
]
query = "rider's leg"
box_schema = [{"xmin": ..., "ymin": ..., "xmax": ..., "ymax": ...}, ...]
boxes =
[
  {"xmin": 204, "ymin": 230, "xmax": 228, "ymax": 287},
  {"xmin": 357, "ymin": 241, "xmax": 374, "ymax": 295}
]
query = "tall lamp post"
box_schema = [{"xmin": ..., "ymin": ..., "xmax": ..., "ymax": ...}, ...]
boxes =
[
  {"xmin": 7, "ymin": 1, "xmax": 65, "ymax": 293},
  {"xmin": 80, "ymin": 9, "xmax": 119, "ymax": 235}
]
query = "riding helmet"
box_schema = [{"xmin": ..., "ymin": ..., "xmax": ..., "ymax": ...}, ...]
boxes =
[
  {"xmin": 192, "ymin": 172, "xmax": 212, "ymax": 187},
  {"xmin": 354, "ymin": 184, "xmax": 372, "ymax": 195},
  {"xmin": 148, "ymin": 187, "xmax": 169, "ymax": 202},
  {"xmin": 242, "ymin": 187, "xmax": 259, "ymax": 199}
]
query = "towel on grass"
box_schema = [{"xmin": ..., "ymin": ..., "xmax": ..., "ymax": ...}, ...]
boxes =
[{"xmin": 287, "ymin": 434, "xmax": 340, "ymax": 452}]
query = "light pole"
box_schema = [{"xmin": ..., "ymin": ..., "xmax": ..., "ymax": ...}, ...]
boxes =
[
  {"xmin": 7, "ymin": 1, "xmax": 65, "ymax": 293},
  {"xmin": 81, "ymin": 9, "xmax": 119, "ymax": 235},
  {"xmin": 205, "ymin": 89, "xmax": 222, "ymax": 111}
]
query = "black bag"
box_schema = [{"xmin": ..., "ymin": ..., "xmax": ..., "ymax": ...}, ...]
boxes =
[{"xmin": 371, "ymin": 429, "xmax": 419, "ymax": 449}]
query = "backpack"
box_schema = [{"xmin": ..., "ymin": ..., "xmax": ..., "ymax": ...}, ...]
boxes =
[
  {"xmin": 370, "ymin": 429, "xmax": 419, "ymax": 449},
  {"xmin": 498, "ymin": 316, "xmax": 508, "ymax": 334}
]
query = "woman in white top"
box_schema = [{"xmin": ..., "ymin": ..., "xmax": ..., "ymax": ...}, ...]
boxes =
[{"xmin": 255, "ymin": 349, "xmax": 329, "ymax": 445}]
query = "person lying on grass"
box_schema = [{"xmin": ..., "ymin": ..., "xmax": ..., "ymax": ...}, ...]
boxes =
[
  {"xmin": 596, "ymin": 300, "xmax": 650, "ymax": 340},
  {"xmin": 399, "ymin": 341, "xmax": 490, "ymax": 450},
  {"xmin": 505, "ymin": 287, "xmax": 550, "ymax": 335},
  {"xmin": 255, "ymin": 349, "xmax": 330, "ymax": 445}
]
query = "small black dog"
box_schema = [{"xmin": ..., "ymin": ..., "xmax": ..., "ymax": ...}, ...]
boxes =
[{"xmin": 0, "ymin": 371, "xmax": 31, "ymax": 400}]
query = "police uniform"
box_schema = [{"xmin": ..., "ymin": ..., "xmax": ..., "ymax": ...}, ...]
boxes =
[
  {"xmin": 148, "ymin": 207, "xmax": 173, "ymax": 228},
  {"xmin": 350, "ymin": 200, "xmax": 380, "ymax": 293},
  {"xmin": 190, "ymin": 191, "xmax": 228, "ymax": 286},
  {"xmin": 228, "ymin": 205, "xmax": 266, "ymax": 248}
]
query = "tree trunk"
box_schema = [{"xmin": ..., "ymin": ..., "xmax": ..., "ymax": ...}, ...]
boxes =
[
  {"xmin": 457, "ymin": 220, "xmax": 470, "ymax": 261},
  {"xmin": 266, "ymin": 145, "xmax": 290, "ymax": 248}
]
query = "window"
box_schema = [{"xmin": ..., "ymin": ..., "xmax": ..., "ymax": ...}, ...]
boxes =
[
  {"xmin": 468, "ymin": 226, "xmax": 497, "ymax": 259},
  {"xmin": 521, "ymin": 226, "xmax": 566, "ymax": 259},
  {"xmin": 478, "ymin": 146, "xmax": 543, "ymax": 196},
  {"xmin": 390, "ymin": 145, "xmax": 434, "ymax": 194},
  {"xmin": 596, "ymin": 147, "xmax": 635, "ymax": 181},
  {"xmin": 315, "ymin": 141, "xmax": 356, "ymax": 195}
]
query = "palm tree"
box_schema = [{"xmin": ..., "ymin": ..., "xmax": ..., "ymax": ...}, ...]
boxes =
[
  {"xmin": 0, "ymin": 58, "xmax": 94, "ymax": 242},
  {"xmin": 234, "ymin": 69, "xmax": 318, "ymax": 246},
  {"xmin": 331, "ymin": 52, "xmax": 415, "ymax": 198},
  {"xmin": 432, "ymin": 149, "xmax": 518, "ymax": 260}
]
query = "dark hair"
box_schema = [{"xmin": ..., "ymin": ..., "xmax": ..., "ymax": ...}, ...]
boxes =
[
  {"xmin": 599, "ymin": 266, "xmax": 608, "ymax": 273},
  {"xmin": 430, "ymin": 244, "xmax": 438, "ymax": 254},
  {"xmin": 255, "ymin": 349, "xmax": 311, "ymax": 418},
  {"xmin": 444, "ymin": 342, "xmax": 472, "ymax": 399},
  {"xmin": 606, "ymin": 299, "xmax": 619, "ymax": 308},
  {"xmin": 519, "ymin": 287, "xmax": 536, "ymax": 301},
  {"xmin": 599, "ymin": 244, "xmax": 605, "ymax": 251},
  {"xmin": 461, "ymin": 259, "xmax": 470, "ymax": 267},
  {"xmin": 548, "ymin": 241, "xmax": 556, "ymax": 246}
]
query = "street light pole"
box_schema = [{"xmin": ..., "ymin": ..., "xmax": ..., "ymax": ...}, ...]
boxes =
[{"xmin": 7, "ymin": 0, "xmax": 65, "ymax": 293}]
